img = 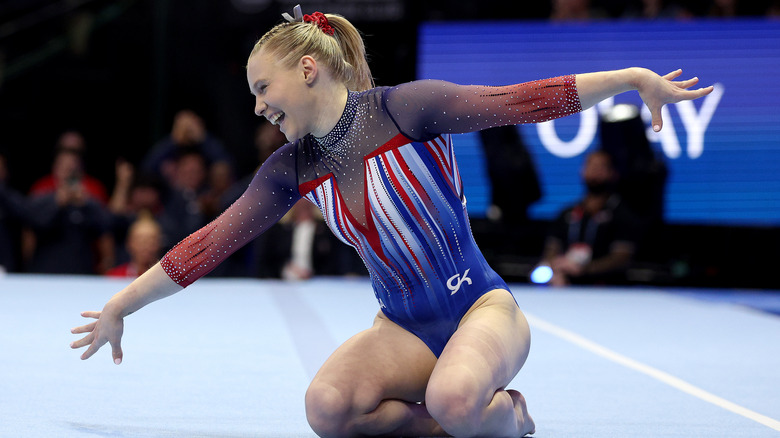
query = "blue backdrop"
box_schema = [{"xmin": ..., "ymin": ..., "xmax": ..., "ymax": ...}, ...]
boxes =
[{"xmin": 417, "ymin": 19, "xmax": 780, "ymax": 226}]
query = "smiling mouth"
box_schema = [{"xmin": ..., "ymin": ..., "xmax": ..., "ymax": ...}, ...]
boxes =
[{"xmin": 268, "ymin": 112, "xmax": 285, "ymax": 126}]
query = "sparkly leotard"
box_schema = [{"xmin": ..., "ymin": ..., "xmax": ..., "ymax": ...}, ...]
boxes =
[{"xmin": 161, "ymin": 76, "xmax": 582, "ymax": 355}]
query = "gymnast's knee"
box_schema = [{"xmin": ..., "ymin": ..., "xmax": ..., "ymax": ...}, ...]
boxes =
[
  {"xmin": 305, "ymin": 381, "xmax": 353, "ymax": 437},
  {"xmin": 425, "ymin": 381, "xmax": 483, "ymax": 436},
  {"xmin": 305, "ymin": 380, "xmax": 383, "ymax": 437}
]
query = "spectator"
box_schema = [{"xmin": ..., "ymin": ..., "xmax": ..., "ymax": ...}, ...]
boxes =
[
  {"xmin": 158, "ymin": 147, "xmax": 209, "ymax": 250},
  {"xmin": 105, "ymin": 213, "xmax": 163, "ymax": 278},
  {"xmin": 141, "ymin": 109, "xmax": 234, "ymax": 186},
  {"xmin": 539, "ymin": 150, "xmax": 644, "ymax": 286},
  {"xmin": 29, "ymin": 130, "xmax": 109, "ymax": 205},
  {"xmin": 0, "ymin": 151, "xmax": 27, "ymax": 273},
  {"xmin": 24, "ymin": 148, "xmax": 112, "ymax": 274},
  {"xmin": 107, "ymin": 159, "xmax": 168, "ymax": 267},
  {"xmin": 109, "ymin": 165, "xmax": 167, "ymax": 221},
  {"xmin": 107, "ymin": 159, "xmax": 136, "ymax": 218}
]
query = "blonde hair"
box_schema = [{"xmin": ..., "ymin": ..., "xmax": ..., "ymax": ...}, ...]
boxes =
[{"xmin": 250, "ymin": 12, "xmax": 374, "ymax": 91}]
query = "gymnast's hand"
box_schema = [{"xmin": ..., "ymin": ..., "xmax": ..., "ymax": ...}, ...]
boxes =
[
  {"xmin": 636, "ymin": 68, "xmax": 714, "ymax": 132},
  {"xmin": 71, "ymin": 309, "xmax": 125, "ymax": 364}
]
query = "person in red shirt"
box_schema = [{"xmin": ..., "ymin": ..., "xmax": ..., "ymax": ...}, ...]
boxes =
[
  {"xmin": 29, "ymin": 131, "xmax": 108, "ymax": 204},
  {"xmin": 25, "ymin": 131, "xmax": 113, "ymax": 273}
]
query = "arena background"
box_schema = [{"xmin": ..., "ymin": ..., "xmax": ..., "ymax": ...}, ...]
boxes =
[{"xmin": 1, "ymin": 0, "xmax": 778, "ymax": 289}]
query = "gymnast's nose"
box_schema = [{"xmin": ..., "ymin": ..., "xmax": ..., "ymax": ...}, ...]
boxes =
[{"xmin": 254, "ymin": 97, "xmax": 267, "ymax": 117}]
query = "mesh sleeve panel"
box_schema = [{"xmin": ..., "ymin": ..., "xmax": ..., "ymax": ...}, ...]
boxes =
[{"xmin": 384, "ymin": 75, "xmax": 582, "ymax": 141}]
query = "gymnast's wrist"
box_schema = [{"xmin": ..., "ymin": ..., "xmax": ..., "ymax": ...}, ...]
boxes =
[
  {"xmin": 625, "ymin": 67, "xmax": 649, "ymax": 91},
  {"xmin": 104, "ymin": 288, "xmax": 140, "ymax": 319},
  {"xmin": 101, "ymin": 299, "xmax": 127, "ymax": 320}
]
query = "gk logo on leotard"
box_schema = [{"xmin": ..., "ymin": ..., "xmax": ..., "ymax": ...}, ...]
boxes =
[{"xmin": 447, "ymin": 269, "xmax": 472, "ymax": 295}]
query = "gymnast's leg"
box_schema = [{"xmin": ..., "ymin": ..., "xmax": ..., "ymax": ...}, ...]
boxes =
[
  {"xmin": 304, "ymin": 311, "xmax": 447, "ymax": 437},
  {"xmin": 304, "ymin": 288, "xmax": 533, "ymax": 437},
  {"xmin": 424, "ymin": 289, "xmax": 535, "ymax": 437}
]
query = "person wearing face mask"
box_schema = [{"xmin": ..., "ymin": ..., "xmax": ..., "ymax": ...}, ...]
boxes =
[{"xmin": 540, "ymin": 149, "xmax": 644, "ymax": 286}]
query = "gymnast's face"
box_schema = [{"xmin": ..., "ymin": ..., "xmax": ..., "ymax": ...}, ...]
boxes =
[{"xmin": 247, "ymin": 49, "xmax": 316, "ymax": 141}]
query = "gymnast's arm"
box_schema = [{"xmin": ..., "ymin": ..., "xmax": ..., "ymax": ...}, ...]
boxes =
[
  {"xmin": 70, "ymin": 144, "xmax": 302, "ymax": 364},
  {"xmin": 384, "ymin": 67, "xmax": 712, "ymax": 139}
]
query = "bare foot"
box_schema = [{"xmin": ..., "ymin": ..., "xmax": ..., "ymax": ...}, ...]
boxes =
[{"xmin": 507, "ymin": 389, "xmax": 535, "ymax": 436}]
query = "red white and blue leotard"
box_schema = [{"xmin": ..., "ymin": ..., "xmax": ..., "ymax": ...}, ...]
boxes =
[{"xmin": 161, "ymin": 76, "xmax": 582, "ymax": 356}]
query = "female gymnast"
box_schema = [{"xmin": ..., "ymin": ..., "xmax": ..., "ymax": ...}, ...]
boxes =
[{"xmin": 71, "ymin": 5, "xmax": 713, "ymax": 437}]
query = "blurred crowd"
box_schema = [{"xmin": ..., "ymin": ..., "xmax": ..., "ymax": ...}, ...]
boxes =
[
  {"xmin": 0, "ymin": 104, "xmax": 674, "ymax": 287},
  {"xmin": 2, "ymin": 0, "xmax": 778, "ymax": 284},
  {"xmin": 0, "ymin": 110, "xmax": 366, "ymax": 280}
]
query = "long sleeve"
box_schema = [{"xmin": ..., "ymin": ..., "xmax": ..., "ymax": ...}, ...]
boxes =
[
  {"xmin": 383, "ymin": 75, "xmax": 582, "ymax": 142},
  {"xmin": 160, "ymin": 143, "xmax": 301, "ymax": 287}
]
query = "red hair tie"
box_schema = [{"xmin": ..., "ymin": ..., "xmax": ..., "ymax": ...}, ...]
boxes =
[{"xmin": 303, "ymin": 12, "xmax": 334, "ymax": 36}]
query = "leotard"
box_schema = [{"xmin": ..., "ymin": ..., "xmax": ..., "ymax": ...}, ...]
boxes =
[{"xmin": 161, "ymin": 76, "xmax": 582, "ymax": 355}]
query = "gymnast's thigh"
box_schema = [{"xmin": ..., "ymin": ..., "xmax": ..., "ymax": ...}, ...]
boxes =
[
  {"xmin": 429, "ymin": 289, "xmax": 531, "ymax": 398},
  {"xmin": 308, "ymin": 311, "xmax": 438, "ymax": 404}
]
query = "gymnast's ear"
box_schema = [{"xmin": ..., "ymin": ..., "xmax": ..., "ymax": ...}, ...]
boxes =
[{"xmin": 300, "ymin": 55, "xmax": 318, "ymax": 84}]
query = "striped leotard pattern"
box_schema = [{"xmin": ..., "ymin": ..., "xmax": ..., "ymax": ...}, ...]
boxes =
[
  {"xmin": 161, "ymin": 75, "xmax": 582, "ymax": 355},
  {"xmin": 300, "ymin": 132, "xmax": 505, "ymax": 355}
]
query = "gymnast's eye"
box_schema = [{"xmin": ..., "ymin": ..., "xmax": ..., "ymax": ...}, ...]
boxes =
[{"xmin": 252, "ymin": 83, "xmax": 267, "ymax": 96}]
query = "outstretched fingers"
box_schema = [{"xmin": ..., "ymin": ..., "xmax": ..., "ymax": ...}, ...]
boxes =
[
  {"xmin": 81, "ymin": 331, "xmax": 122, "ymax": 364},
  {"xmin": 69, "ymin": 330, "xmax": 95, "ymax": 349},
  {"xmin": 70, "ymin": 311, "xmax": 100, "ymax": 349},
  {"xmin": 69, "ymin": 327, "xmax": 105, "ymax": 361},
  {"xmin": 70, "ymin": 309, "xmax": 123, "ymax": 364},
  {"xmin": 647, "ymin": 69, "xmax": 714, "ymax": 132},
  {"xmin": 70, "ymin": 311, "xmax": 99, "ymax": 345},
  {"xmin": 674, "ymin": 76, "xmax": 715, "ymax": 100},
  {"xmin": 71, "ymin": 320, "xmax": 97, "ymax": 335}
]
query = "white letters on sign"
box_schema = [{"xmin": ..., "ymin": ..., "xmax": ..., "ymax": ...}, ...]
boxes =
[{"xmin": 537, "ymin": 83, "xmax": 724, "ymax": 160}]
